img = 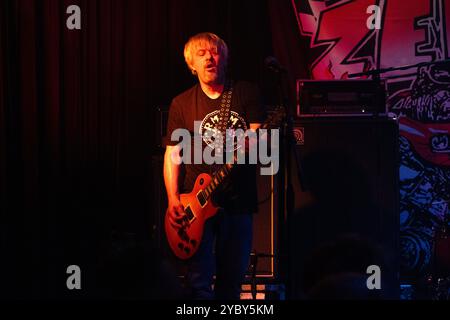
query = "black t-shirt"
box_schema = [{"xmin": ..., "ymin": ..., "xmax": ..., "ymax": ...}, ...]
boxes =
[{"xmin": 166, "ymin": 81, "xmax": 263, "ymax": 214}]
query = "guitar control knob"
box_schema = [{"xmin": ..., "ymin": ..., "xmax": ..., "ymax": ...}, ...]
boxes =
[
  {"xmin": 184, "ymin": 247, "xmax": 191, "ymax": 254},
  {"xmin": 190, "ymin": 239, "xmax": 197, "ymax": 247},
  {"xmin": 178, "ymin": 243, "xmax": 184, "ymax": 250}
]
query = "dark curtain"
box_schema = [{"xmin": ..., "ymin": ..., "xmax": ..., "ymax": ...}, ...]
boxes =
[
  {"xmin": 268, "ymin": 0, "xmax": 310, "ymax": 107},
  {"xmin": 0, "ymin": 0, "xmax": 274, "ymax": 298}
]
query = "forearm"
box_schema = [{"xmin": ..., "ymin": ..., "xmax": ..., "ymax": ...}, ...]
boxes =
[{"xmin": 163, "ymin": 146, "xmax": 181, "ymax": 202}]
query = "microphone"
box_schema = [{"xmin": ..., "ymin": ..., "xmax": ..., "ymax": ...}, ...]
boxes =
[{"xmin": 264, "ymin": 56, "xmax": 287, "ymax": 73}]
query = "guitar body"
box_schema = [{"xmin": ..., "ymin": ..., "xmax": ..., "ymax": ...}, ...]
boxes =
[{"xmin": 165, "ymin": 173, "xmax": 219, "ymax": 259}]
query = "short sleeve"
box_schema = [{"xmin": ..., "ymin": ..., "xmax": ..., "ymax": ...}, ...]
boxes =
[{"xmin": 164, "ymin": 98, "xmax": 185, "ymax": 147}]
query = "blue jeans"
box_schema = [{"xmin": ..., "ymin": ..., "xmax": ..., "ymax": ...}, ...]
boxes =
[{"xmin": 185, "ymin": 210, "xmax": 253, "ymax": 300}]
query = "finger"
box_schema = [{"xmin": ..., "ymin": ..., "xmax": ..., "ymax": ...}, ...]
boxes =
[
  {"xmin": 176, "ymin": 207, "xmax": 186, "ymax": 216},
  {"xmin": 169, "ymin": 209, "xmax": 179, "ymax": 219},
  {"xmin": 168, "ymin": 215, "xmax": 182, "ymax": 229},
  {"xmin": 168, "ymin": 209, "xmax": 180, "ymax": 221},
  {"xmin": 177, "ymin": 216, "xmax": 189, "ymax": 228}
]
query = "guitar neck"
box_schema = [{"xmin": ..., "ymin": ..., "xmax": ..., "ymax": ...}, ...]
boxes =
[{"xmin": 202, "ymin": 157, "xmax": 236, "ymax": 200}]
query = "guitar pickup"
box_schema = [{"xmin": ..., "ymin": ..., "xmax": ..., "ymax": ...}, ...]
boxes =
[
  {"xmin": 185, "ymin": 205, "xmax": 195, "ymax": 221},
  {"xmin": 196, "ymin": 190, "xmax": 207, "ymax": 207}
]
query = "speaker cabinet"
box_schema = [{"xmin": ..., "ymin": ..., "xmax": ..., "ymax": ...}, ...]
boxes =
[
  {"xmin": 286, "ymin": 117, "xmax": 400, "ymax": 298},
  {"xmin": 250, "ymin": 172, "xmax": 278, "ymax": 279}
]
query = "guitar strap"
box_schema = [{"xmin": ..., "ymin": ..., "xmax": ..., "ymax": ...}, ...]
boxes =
[
  {"xmin": 214, "ymin": 80, "xmax": 234, "ymax": 154},
  {"xmin": 206, "ymin": 80, "xmax": 233, "ymax": 177}
]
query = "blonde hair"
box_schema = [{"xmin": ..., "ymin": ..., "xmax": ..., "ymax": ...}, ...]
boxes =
[{"xmin": 183, "ymin": 32, "xmax": 228, "ymax": 75}]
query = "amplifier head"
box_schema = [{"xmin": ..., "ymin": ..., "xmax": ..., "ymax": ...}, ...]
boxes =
[{"xmin": 296, "ymin": 79, "xmax": 387, "ymax": 118}]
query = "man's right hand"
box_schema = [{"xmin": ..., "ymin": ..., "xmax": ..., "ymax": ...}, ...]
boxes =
[{"xmin": 166, "ymin": 197, "xmax": 186, "ymax": 229}]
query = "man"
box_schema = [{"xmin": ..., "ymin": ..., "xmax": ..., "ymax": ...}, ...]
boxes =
[{"xmin": 163, "ymin": 32, "xmax": 262, "ymax": 299}]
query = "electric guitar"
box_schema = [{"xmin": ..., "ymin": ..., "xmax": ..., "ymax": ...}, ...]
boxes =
[{"xmin": 165, "ymin": 107, "xmax": 285, "ymax": 259}]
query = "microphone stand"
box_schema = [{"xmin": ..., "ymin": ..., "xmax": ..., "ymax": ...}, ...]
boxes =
[{"xmin": 270, "ymin": 67, "xmax": 306, "ymax": 299}]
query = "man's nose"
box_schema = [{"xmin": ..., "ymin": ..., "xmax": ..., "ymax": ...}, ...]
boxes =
[{"xmin": 205, "ymin": 50, "xmax": 213, "ymax": 60}]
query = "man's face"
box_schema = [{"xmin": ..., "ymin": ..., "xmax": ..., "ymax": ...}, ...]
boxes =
[{"xmin": 191, "ymin": 42, "xmax": 225, "ymax": 86}]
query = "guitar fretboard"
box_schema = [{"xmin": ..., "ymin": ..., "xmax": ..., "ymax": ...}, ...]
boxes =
[{"xmin": 203, "ymin": 160, "xmax": 235, "ymax": 199}]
